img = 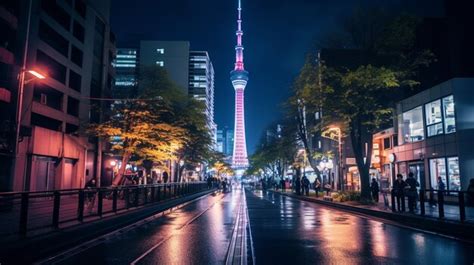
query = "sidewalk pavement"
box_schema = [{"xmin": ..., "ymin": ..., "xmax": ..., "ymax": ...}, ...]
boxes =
[{"xmin": 274, "ymin": 189, "xmax": 474, "ymax": 223}]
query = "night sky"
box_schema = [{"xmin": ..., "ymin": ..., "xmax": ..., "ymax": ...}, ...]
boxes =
[{"xmin": 111, "ymin": 0, "xmax": 443, "ymax": 154}]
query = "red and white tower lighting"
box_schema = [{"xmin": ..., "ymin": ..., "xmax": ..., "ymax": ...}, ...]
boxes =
[{"xmin": 230, "ymin": 0, "xmax": 249, "ymax": 168}]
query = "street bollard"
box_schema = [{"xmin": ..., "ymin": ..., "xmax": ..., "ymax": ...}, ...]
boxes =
[
  {"xmin": 97, "ymin": 189, "xmax": 103, "ymax": 217},
  {"xmin": 78, "ymin": 190, "xmax": 85, "ymax": 222},
  {"xmin": 112, "ymin": 188, "xmax": 118, "ymax": 213},
  {"xmin": 419, "ymin": 190, "xmax": 425, "ymax": 216},
  {"xmin": 52, "ymin": 191, "xmax": 61, "ymax": 229},
  {"xmin": 391, "ymin": 192, "xmax": 396, "ymax": 212},
  {"xmin": 459, "ymin": 191, "xmax": 466, "ymax": 222},
  {"xmin": 438, "ymin": 191, "xmax": 445, "ymax": 218},
  {"xmin": 19, "ymin": 193, "xmax": 29, "ymax": 236}
]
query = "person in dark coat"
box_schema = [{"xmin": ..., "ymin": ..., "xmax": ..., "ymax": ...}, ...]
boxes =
[
  {"xmin": 162, "ymin": 171, "xmax": 169, "ymax": 183},
  {"xmin": 295, "ymin": 176, "xmax": 301, "ymax": 195},
  {"xmin": 313, "ymin": 177, "xmax": 321, "ymax": 198},
  {"xmin": 392, "ymin": 174, "xmax": 407, "ymax": 212},
  {"xmin": 280, "ymin": 178, "xmax": 286, "ymax": 191},
  {"xmin": 302, "ymin": 175, "xmax": 310, "ymax": 196},
  {"xmin": 405, "ymin": 172, "xmax": 419, "ymax": 213},
  {"xmin": 370, "ymin": 178, "xmax": 380, "ymax": 202}
]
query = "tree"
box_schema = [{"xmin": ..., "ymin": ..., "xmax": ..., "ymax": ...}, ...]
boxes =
[
  {"xmin": 88, "ymin": 99, "xmax": 186, "ymax": 186},
  {"xmin": 293, "ymin": 12, "xmax": 433, "ymax": 199},
  {"xmin": 139, "ymin": 66, "xmax": 214, "ymax": 182}
]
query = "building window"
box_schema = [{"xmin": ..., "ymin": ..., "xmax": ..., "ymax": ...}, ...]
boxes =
[
  {"xmin": 73, "ymin": 21, "xmax": 85, "ymax": 43},
  {"xmin": 156, "ymin": 61, "xmax": 164, "ymax": 67},
  {"xmin": 40, "ymin": 0, "xmax": 71, "ymax": 31},
  {"xmin": 425, "ymin": 99, "xmax": 443, "ymax": 137},
  {"xmin": 399, "ymin": 106, "xmax": 424, "ymax": 143},
  {"xmin": 71, "ymin": 45, "xmax": 83, "ymax": 67},
  {"xmin": 447, "ymin": 157, "xmax": 460, "ymax": 191},
  {"xmin": 39, "ymin": 20, "xmax": 69, "ymax": 57},
  {"xmin": 156, "ymin": 48, "xmax": 164, "ymax": 54},
  {"xmin": 74, "ymin": 0, "xmax": 87, "ymax": 18},
  {"xmin": 383, "ymin": 137, "xmax": 391, "ymax": 150},
  {"xmin": 68, "ymin": 70, "xmax": 81, "ymax": 92},
  {"xmin": 443, "ymin": 95, "xmax": 456, "ymax": 134},
  {"xmin": 36, "ymin": 50, "xmax": 67, "ymax": 84},
  {"xmin": 67, "ymin": 97, "xmax": 80, "ymax": 117}
]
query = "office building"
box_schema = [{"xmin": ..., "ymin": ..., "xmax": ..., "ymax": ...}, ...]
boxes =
[
  {"xmin": 112, "ymin": 48, "xmax": 138, "ymax": 98},
  {"xmin": 0, "ymin": 0, "xmax": 115, "ymax": 191}
]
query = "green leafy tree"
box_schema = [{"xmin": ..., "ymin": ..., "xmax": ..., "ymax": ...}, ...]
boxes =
[{"xmin": 293, "ymin": 12, "xmax": 433, "ymax": 199}]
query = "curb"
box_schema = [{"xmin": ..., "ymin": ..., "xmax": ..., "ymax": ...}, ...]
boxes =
[
  {"xmin": 0, "ymin": 189, "xmax": 217, "ymax": 264},
  {"xmin": 270, "ymin": 190, "xmax": 474, "ymax": 243}
]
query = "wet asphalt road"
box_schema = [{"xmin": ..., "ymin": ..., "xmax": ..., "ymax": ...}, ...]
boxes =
[
  {"xmin": 48, "ymin": 187, "xmax": 474, "ymax": 265},
  {"xmin": 52, "ymin": 190, "xmax": 242, "ymax": 265},
  {"xmin": 248, "ymin": 190, "xmax": 474, "ymax": 265}
]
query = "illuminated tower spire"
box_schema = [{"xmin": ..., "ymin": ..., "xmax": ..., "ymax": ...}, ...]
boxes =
[{"xmin": 231, "ymin": 0, "xmax": 249, "ymax": 168}]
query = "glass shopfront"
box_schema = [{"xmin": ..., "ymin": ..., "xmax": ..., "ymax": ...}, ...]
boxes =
[{"xmin": 429, "ymin": 157, "xmax": 459, "ymax": 191}]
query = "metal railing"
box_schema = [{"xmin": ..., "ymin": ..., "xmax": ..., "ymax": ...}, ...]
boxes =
[
  {"xmin": 0, "ymin": 182, "xmax": 209, "ymax": 236},
  {"xmin": 389, "ymin": 189, "xmax": 474, "ymax": 222}
]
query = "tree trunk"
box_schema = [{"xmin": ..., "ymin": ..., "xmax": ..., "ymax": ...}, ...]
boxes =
[
  {"xmin": 349, "ymin": 119, "xmax": 373, "ymax": 200},
  {"xmin": 112, "ymin": 151, "xmax": 131, "ymax": 186}
]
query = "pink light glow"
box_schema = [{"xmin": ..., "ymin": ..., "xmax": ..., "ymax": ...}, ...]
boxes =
[{"xmin": 28, "ymin": 70, "xmax": 46, "ymax": 79}]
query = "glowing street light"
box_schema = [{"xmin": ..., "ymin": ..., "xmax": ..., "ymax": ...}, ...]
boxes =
[{"xmin": 27, "ymin": 70, "xmax": 46, "ymax": 80}]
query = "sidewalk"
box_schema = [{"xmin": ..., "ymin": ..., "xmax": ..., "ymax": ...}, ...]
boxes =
[
  {"xmin": 274, "ymin": 189, "xmax": 474, "ymax": 223},
  {"xmin": 270, "ymin": 188, "xmax": 474, "ymax": 242}
]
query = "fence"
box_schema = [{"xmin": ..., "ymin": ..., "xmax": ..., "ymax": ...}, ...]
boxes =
[
  {"xmin": 389, "ymin": 189, "xmax": 474, "ymax": 222},
  {"xmin": 0, "ymin": 182, "xmax": 209, "ymax": 236}
]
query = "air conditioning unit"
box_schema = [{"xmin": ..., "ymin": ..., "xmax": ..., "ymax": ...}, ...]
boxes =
[{"xmin": 40, "ymin": 93, "xmax": 47, "ymax": 105}]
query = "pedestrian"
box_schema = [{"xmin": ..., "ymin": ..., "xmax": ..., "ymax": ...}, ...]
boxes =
[
  {"xmin": 437, "ymin": 177, "xmax": 446, "ymax": 191},
  {"xmin": 207, "ymin": 176, "xmax": 212, "ymax": 189},
  {"xmin": 84, "ymin": 178, "xmax": 97, "ymax": 213},
  {"xmin": 222, "ymin": 179, "xmax": 228, "ymax": 193},
  {"xmin": 302, "ymin": 175, "xmax": 310, "ymax": 196},
  {"xmin": 162, "ymin": 171, "xmax": 169, "ymax": 183},
  {"xmin": 405, "ymin": 172, "xmax": 419, "ymax": 213},
  {"xmin": 313, "ymin": 177, "xmax": 321, "ymax": 198},
  {"xmin": 370, "ymin": 178, "xmax": 380, "ymax": 203},
  {"xmin": 466, "ymin": 178, "xmax": 474, "ymax": 206},
  {"xmin": 295, "ymin": 176, "xmax": 301, "ymax": 195},
  {"xmin": 392, "ymin": 174, "xmax": 406, "ymax": 212},
  {"xmin": 280, "ymin": 178, "xmax": 285, "ymax": 191}
]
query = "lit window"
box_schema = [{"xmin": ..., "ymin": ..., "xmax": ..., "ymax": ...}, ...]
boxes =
[
  {"xmin": 443, "ymin": 95, "xmax": 456, "ymax": 134},
  {"xmin": 156, "ymin": 48, "xmax": 164, "ymax": 54},
  {"xmin": 156, "ymin": 61, "xmax": 164, "ymax": 67},
  {"xmin": 425, "ymin": 99, "xmax": 443, "ymax": 137},
  {"xmin": 399, "ymin": 106, "xmax": 424, "ymax": 143},
  {"xmin": 429, "ymin": 158, "xmax": 446, "ymax": 189},
  {"xmin": 447, "ymin": 157, "xmax": 460, "ymax": 190}
]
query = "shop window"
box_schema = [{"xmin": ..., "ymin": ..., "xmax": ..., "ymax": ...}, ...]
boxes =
[
  {"xmin": 443, "ymin": 95, "xmax": 456, "ymax": 134},
  {"xmin": 400, "ymin": 106, "xmax": 424, "ymax": 143},
  {"xmin": 425, "ymin": 99, "xmax": 443, "ymax": 137},
  {"xmin": 447, "ymin": 157, "xmax": 460, "ymax": 191},
  {"xmin": 429, "ymin": 158, "xmax": 447, "ymax": 190}
]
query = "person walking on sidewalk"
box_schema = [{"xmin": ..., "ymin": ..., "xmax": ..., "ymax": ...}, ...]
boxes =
[
  {"xmin": 405, "ymin": 172, "xmax": 419, "ymax": 213},
  {"xmin": 280, "ymin": 178, "xmax": 286, "ymax": 191},
  {"xmin": 370, "ymin": 178, "xmax": 380, "ymax": 202},
  {"xmin": 313, "ymin": 177, "xmax": 321, "ymax": 198},
  {"xmin": 393, "ymin": 174, "xmax": 407, "ymax": 212},
  {"xmin": 302, "ymin": 175, "xmax": 310, "ymax": 196},
  {"xmin": 295, "ymin": 176, "xmax": 301, "ymax": 195}
]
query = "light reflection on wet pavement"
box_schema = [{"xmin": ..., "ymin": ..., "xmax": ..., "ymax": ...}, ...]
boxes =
[{"xmin": 247, "ymin": 190, "xmax": 474, "ymax": 265}]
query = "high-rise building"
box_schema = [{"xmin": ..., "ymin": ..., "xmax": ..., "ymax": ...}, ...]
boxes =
[
  {"xmin": 189, "ymin": 51, "xmax": 216, "ymax": 143},
  {"xmin": 0, "ymin": 0, "xmax": 115, "ymax": 191},
  {"xmin": 112, "ymin": 48, "xmax": 138, "ymax": 98},
  {"xmin": 216, "ymin": 127, "xmax": 234, "ymax": 157},
  {"xmin": 139, "ymin": 41, "xmax": 190, "ymax": 92},
  {"xmin": 230, "ymin": 0, "xmax": 249, "ymax": 168}
]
